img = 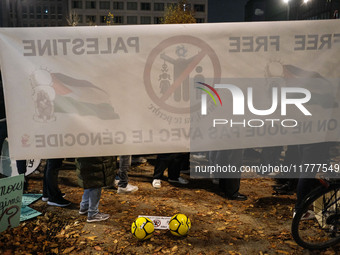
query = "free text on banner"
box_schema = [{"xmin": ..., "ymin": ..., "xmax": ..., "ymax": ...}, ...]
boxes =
[{"xmin": 0, "ymin": 20, "xmax": 339, "ymax": 159}]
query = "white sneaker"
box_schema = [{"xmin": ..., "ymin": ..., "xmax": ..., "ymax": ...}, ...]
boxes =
[
  {"xmin": 152, "ymin": 179, "xmax": 161, "ymax": 189},
  {"xmin": 168, "ymin": 177, "xmax": 189, "ymax": 185},
  {"xmin": 114, "ymin": 179, "xmax": 119, "ymax": 188},
  {"xmin": 192, "ymin": 154, "xmax": 206, "ymax": 159},
  {"xmin": 117, "ymin": 184, "xmax": 138, "ymax": 194}
]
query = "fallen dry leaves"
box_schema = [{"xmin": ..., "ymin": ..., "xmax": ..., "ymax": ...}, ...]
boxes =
[{"xmin": 1, "ymin": 162, "xmax": 340, "ymax": 254}]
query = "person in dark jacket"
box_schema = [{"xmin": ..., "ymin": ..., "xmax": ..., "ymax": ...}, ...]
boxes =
[{"xmin": 76, "ymin": 156, "xmax": 116, "ymax": 223}]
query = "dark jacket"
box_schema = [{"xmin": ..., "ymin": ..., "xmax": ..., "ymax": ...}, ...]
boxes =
[{"xmin": 76, "ymin": 156, "xmax": 116, "ymax": 189}]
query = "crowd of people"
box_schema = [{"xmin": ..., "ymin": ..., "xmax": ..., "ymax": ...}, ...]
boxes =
[{"xmin": 7, "ymin": 144, "xmax": 332, "ymax": 224}]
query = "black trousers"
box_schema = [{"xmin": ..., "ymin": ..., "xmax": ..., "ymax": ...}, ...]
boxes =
[
  {"xmin": 43, "ymin": 158, "xmax": 63, "ymax": 200},
  {"xmin": 209, "ymin": 149, "xmax": 244, "ymax": 197},
  {"xmin": 153, "ymin": 153, "xmax": 185, "ymax": 180}
]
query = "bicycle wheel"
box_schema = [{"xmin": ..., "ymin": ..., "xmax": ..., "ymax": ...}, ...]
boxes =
[{"xmin": 292, "ymin": 184, "xmax": 340, "ymax": 250}]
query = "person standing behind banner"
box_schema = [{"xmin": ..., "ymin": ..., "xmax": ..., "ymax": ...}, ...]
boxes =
[
  {"xmin": 76, "ymin": 156, "xmax": 116, "ymax": 222},
  {"xmin": 42, "ymin": 158, "xmax": 71, "ymax": 207},
  {"xmin": 0, "ymin": 71, "xmax": 28, "ymax": 189},
  {"xmin": 209, "ymin": 149, "xmax": 247, "ymax": 201},
  {"xmin": 152, "ymin": 153, "xmax": 189, "ymax": 189},
  {"xmin": 116, "ymin": 155, "xmax": 138, "ymax": 194}
]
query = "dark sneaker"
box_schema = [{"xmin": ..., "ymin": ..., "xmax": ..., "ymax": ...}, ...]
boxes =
[
  {"xmin": 47, "ymin": 197, "xmax": 71, "ymax": 207},
  {"xmin": 79, "ymin": 208, "xmax": 88, "ymax": 215},
  {"xmin": 168, "ymin": 177, "xmax": 189, "ymax": 185},
  {"xmin": 226, "ymin": 192, "xmax": 248, "ymax": 201},
  {"xmin": 42, "ymin": 193, "xmax": 65, "ymax": 202},
  {"xmin": 87, "ymin": 212, "xmax": 110, "ymax": 223}
]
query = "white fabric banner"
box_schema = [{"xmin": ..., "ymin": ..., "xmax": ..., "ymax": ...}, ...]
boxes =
[{"xmin": 0, "ymin": 20, "xmax": 340, "ymax": 159}]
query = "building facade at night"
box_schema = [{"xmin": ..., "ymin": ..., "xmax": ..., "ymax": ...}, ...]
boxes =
[
  {"xmin": 68, "ymin": 0, "xmax": 207, "ymax": 25},
  {"xmin": 0, "ymin": 0, "xmax": 69, "ymax": 27},
  {"xmin": 0, "ymin": 0, "xmax": 207, "ymax": 27}
]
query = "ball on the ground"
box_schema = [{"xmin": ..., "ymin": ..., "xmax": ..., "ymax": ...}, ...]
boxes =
[
  {"xmin": 131, "ymin": 217, "xmax": 154, "ymax": 240},
  {"xmin": 169, "ymin": 213, "xmax": 191, "ymax": 237}
]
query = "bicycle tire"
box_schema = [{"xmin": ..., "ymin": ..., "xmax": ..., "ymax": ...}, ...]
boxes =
[{"xmin": 291, "ymin": 183, "xmax": 340, "ymax": 250}]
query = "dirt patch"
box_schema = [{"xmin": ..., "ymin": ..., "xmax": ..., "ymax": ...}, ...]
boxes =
[{"xmin": 1, "ymin": 157, "xmax": 339, "ymax": 255}]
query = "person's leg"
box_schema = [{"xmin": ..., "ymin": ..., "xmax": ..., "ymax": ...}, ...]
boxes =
[
  {"xmin": 179, "ymin": 153, "xmax": 190, "ymax": 171},
  {"xmin": 0, "ymin": 121, "xmax": 7, "ymax": 154},
  {"xmin": 45, "ymin": 158, "xmax": 71, "ymax": 206},
  {"xmin": 42, "ymin": 167, "xmax": 48, "ymax": 200},
  {"xmin": 16, "ymin": 160, "xmax": 27, "ymax": 175},
  {"xmin": 168, "ymin": 154, "xmax": 189, "ymax": 184},
  {"xmin": 46, "ymin": 158, "xmax": 63, "ymax": 200},
  {"xmin": 87, "ymin": 188, "xmax": 110, "ymax": 222},
  {"xmin": 117, "ymin": 155, "xmax": 131, "ymax": 188},
  {"xmin": 117, "ymin": 155, "xmax": 138, "ymax": 193},
  {"xmin": 208, "ymin": 151, "xmax": 217, "ymax": 166},
  {"xmin": 220, "ymin": 178, "xmax": 241, "ymax": 197},
  {"xmin": 152, "ymin": 154, "xmax": 171, "ymax": 188},
  {"xmin": 208, "ymin": 150, "xmax": 219, "ymax": 181},
  {"xmin": 168, "ymin": 154, "xmax": 183, "ymax": 180},
  {"xmin": 80, "ymin": 189, "xmax": 90, "ymax": 212},
  {"xmin": 284, "ymin": 145, "xmax": 301, "ymax": 166},
  {"xmin": 86, "ymin": 187, "xmax": 109, "ymax": 222},
  {"xmin": 260, "ymin": 146, "xmax": 282, "ymax": 166},
  {"xmin": 153, "ymin": 154, "xmax": 170, "ymax": 180},
  {"xmin": 16, "ymin": 160, "xmax": 28, "ymax": 190},
  {"xmin": 88, "ymin": 188, "xmax": 102, "ymax": 218},
  {"xmin": 217, "ymin": 149, "xmax": 246, "ymax": 200}
]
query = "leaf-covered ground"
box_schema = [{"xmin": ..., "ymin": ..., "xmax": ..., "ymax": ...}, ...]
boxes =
[{"xmin": 1, "ymin": 155, "xmax": 340, "ymax": 255}]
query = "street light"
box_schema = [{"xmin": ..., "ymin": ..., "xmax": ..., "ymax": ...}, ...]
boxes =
[
  {"xmin": 284, "ymin": 0, "xmax": 310, "ymax": 21},
  {"xmin": 283, "ymin": 0, "xmax": 290, "ymax": 20}
]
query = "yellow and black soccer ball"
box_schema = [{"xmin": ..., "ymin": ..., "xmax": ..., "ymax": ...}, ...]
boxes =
[
  {"xmin": 169, "ymin": 213, "xmax": 191, "ymax": 237},
  {"xmin": 131, "ymin": 217, "xmax": 154, "ymax": 240}
]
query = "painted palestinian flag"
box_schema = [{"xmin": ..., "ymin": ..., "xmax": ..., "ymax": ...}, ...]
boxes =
[{"xmin": 51, "ymin": 73, "xmax": 119, "ymax": 120}]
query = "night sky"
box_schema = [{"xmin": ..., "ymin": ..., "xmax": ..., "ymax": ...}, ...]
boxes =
[{"xmin": 208, "ymin": 0, "xmax": 249, "ymax": 23}]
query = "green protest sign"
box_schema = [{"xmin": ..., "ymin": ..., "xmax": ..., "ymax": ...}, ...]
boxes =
[{"xmin": 0, "ymin": 174, "xmax": 24, "ymax": 233}]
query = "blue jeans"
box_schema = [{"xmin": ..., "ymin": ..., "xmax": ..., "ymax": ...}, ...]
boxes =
[{"xmin": 80, "ymin": 188, "xmax": 102, "ymax": 217}]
